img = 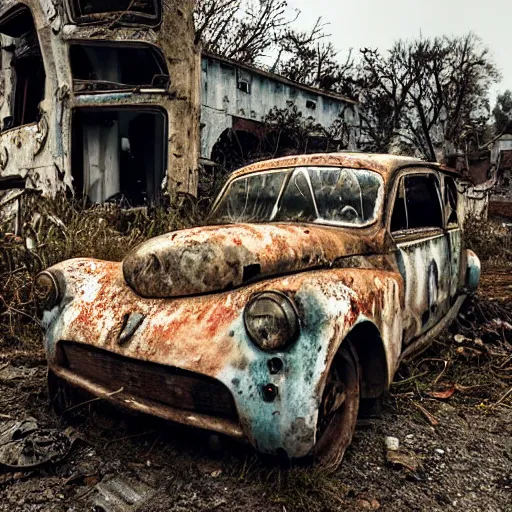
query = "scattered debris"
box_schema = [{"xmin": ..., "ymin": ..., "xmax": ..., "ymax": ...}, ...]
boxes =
[
  {"xmin": 0, "ymin": 419, "xmax": 78, "ymax": 471},
  {"xmin": 0, "ymin": 364, "xmax": 37, "ymax": 382},
  {"xmin": 357, "ymin": 498, "xmax": 381, "ymax": 510},
  {"xmin": 385, "ymin": 449, "xmax": 420, "ymax": 472},
  {"xmin": 427, "ymin": 386, "xmax": 456, "ymax": 400},
  {"xmin": 197, "ymin": 459, "xmax": 224, "ymax": 478},
  {"xmin": 413, "ymin": 403, "xmax": 440, "ymax": 427},
  {"xmin": 87, "ymin": 473, "xmax": 159, "ymax": 512},
  {"xmin": 384, "ymin": 436, "xmax": 399, "ymax": 451}
]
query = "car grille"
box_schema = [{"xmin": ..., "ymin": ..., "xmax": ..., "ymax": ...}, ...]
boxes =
[{"xmin": 58, "ymin": 341, "xmax": 237, "ymax": 419}]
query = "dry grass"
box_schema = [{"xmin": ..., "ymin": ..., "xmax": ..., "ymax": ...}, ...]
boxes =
[
  {"xmin": 222, "ymin": 456, "xmax": 350, "ymax": 511},
  {"xmin": 463, "ymin": 215, "xmax": 512, "ymax": 266},
  {"xmin": 0, "ymin": 194, "xmax": 198, "ymax": 351}
]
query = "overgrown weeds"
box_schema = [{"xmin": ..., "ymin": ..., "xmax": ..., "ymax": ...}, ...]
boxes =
[
  {"xmin": 393, "ymin": 293, "xmax": 512, "ymax": 410},
  {"xmin": 463, "ymin": 214, "xmax": 512, "ymax": 266},
  {"xmin": 0, "ymin": 194, "xmax": 198, "ymax": 350}
]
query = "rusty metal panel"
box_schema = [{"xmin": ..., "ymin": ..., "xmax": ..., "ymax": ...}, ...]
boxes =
[
  {"xmin": 122, "ymin": 223, "xmax": 387, "ymax": 298},
  {"xmin": 42, "ymin": 255, "xmax": 404, "ymax": 458},
  {"xmin": 226, "ymin": 153, "xmax": 434, "ymax": 184}
]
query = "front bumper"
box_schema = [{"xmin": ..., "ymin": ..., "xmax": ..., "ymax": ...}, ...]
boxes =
[{"xmin": 50, "ymin": 361, "xmax": 244, "ymax": 439}]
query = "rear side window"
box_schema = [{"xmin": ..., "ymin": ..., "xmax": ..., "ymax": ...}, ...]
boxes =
[
  {"xmin": 391, "ymin": 174, "xmax": 443, "ymax": 232},
  {"xmin": 444, "ymin": 176, "xmax": 458, "ymax": 226}
]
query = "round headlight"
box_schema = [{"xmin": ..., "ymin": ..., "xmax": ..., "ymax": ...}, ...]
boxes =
[
  {"xmin": 34, "ymin": 271, "xmax": 60, "ymax": 311},
  {"xmin": 244, "ymin": 292, "xmax": 299, "ymax": 351}
]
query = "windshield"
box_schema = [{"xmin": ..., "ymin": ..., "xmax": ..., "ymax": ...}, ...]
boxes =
[{"xmin": 210, "ymin": 167, "xmax": 383, "ymax": 227}]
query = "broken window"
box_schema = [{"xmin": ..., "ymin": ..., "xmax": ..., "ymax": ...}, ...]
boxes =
[
  {"xmin": 0, "ymin": 6, "xmax": 45, "ymax": 129},
  {"xmin": 237, "ymin": 80, "xmax": 250, "ymax": 94},
  {"xmin": 444, "ymin": 176, "xmax": 458, "ymax": 226},
  {"xmin": 212, "ymin": 172, "xmax": 286, "ymax": 223},
  {"xmin": 211, "ymin": 167, "xmax": 383, "ymax": 226},
  {"xmin": 306, "ymin": 100, "xmax": 317, "ymax": 110},
  {"xmin": 308, "ymin": 167, "xmax": 382, "ymax": 223},
  {"xmin": 67, "ymin": 0, "xmax": 161, "ymax": 26},
  {"xmin": 71, "ymin": 109, "xmax": 167, "ymax": 207},
  {"xmin": 70, "ymin": 43, "xmax": 168, "ymax": 93},
  {"xmin": 276, "ymin": 171, "xmax": 317, "ymax": 222},
  {"xmin": 390, "ymin": 174, "xmax": 443, "ymax": 232},
  {"xmin": 236, "ymin": 69, "xmax": 252, "ymax": 94}
]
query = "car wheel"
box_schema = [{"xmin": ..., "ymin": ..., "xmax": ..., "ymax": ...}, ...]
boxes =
[{"xmin": 314, "ymin": 340, "xmax": 360, "ymax": 471}]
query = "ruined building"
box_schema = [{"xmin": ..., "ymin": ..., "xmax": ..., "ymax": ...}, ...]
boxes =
[
  {"xmin": 0, "ymin": 0, "xmax": 200, "ymax": 221},
  {"xmin": 0, "ymin": 0, "xmax": 358, "ymax": 229},
  {"xmin": 199, "ymin": 51, "xmax": 358, "ymax": 169}
]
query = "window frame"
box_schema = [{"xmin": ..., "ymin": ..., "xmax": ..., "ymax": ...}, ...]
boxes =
[
  {"xmin": 441, "ymin": 173, "xmax": 460, "ymax": 229},
  {"xmin": 387, "ymin": 168, "xmax": 445, "ymax": 237},
  {"xmin": 68, "ymin": 40, "xmax": 169, "ymax": 94},
  {"xmin": 0, "ymin": 4, "xmax": 46, "ymax": 131},
  {"xmin": 237, "ymin": 79, "xmax": 251, "ymax": 94},
  {"xmin": 65, "ymin": 0, "xmax": 162, "ymax": 28}
]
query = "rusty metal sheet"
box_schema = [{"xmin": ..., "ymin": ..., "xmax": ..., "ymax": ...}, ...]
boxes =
[{"xmin": 227, "ymin": 153, "xmax": 435, "ymax": 183}]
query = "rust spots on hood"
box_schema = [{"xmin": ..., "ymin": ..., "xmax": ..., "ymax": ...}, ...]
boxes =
[{"xmin": 122, "ymin": 223, "xmax": 382, "ymax": 298}]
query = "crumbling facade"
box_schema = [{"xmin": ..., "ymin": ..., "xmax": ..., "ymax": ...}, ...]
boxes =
[
  {"xmin": 0, "ymin": 0, "xmax": 200, "ymax": 221},
  {"xmin": 0, "ymin": 0, "xmax": 360, "ymax": 228}
]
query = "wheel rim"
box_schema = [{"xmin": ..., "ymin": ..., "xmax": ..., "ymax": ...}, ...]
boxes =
[{"xmin": 315, "ymin": 341, "xmax": 360, "ymax": 471}]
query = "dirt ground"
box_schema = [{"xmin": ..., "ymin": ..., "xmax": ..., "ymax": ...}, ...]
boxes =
[{"xmin": 0, "ymin": 267, "xmax": 511, "ymax": 512}]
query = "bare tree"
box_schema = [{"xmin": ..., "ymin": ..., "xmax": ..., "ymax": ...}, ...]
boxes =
[
  {"xmin": 195, "ymin": 3, "xmax": 354, "ymax": 93},
  {"xmin": 194, "ymin": 0, "xmax": 240, "ymax": 47},
  {"xmin": 271, "ymin": 19, "xmax": 354, "ymax": 94},
  {"xmin": 194, "ymin": 0, "xmax": 295, "ymax": 65},
  {"xmin": 355, "ymin": 34, "xmax": 500, "ymax": 161}
]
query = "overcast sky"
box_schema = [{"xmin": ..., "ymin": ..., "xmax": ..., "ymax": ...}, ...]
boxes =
[{"xmin": 287, "ymin": 0, "xmax": 510, "ymax": 105}]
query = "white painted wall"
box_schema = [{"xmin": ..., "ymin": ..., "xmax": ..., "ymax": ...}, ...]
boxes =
[{"xmin": 200, "ymin": 55, "xmax": 359, "ymax": 159}]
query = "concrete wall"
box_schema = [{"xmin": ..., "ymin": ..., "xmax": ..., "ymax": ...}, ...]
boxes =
[{"xmin": 200, "ymin": 54, "xmax": 359, "ymax": 160}]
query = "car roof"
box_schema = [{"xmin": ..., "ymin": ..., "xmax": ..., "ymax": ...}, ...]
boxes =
[{"xmin": 228, "ymin": 152, "xmax": 458, "ymax": 183}]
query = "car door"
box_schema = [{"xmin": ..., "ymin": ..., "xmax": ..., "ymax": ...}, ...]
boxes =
[
  {"xmin": 388, "ymin": 169, "xmax": 450, "ymax": 342},
  {"xmin": 442, "ymin": 174, "xmax": 464, "ymax": 303}
]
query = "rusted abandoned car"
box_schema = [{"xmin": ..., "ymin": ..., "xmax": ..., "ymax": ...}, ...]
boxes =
[{"xmin": 37, "ymin": 153, "xmax": 481, "ymax": 469}]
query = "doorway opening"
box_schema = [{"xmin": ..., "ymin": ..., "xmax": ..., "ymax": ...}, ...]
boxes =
[{"xmin": 71, "ymin": 108, "xmax": 167, "ymax": 207}]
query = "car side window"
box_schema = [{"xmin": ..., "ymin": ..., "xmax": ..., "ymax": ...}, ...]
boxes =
[
  {"xmin": 390, "ymin": 174, "xmax": 443, "ymax": 232},
  {"xmin": 444, "ymin": 176, "xmax": 458, "ymax": 227}
]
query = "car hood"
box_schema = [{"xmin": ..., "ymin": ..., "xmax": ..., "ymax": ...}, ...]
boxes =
[{"xmin": 123, "ymin": 223, "xmax": 381, "ymax": 298}]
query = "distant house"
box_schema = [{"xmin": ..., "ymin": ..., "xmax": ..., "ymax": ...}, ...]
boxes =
[{"xmin": 489, "ymin": 134, "xmax": 512, "ymax": 223}]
